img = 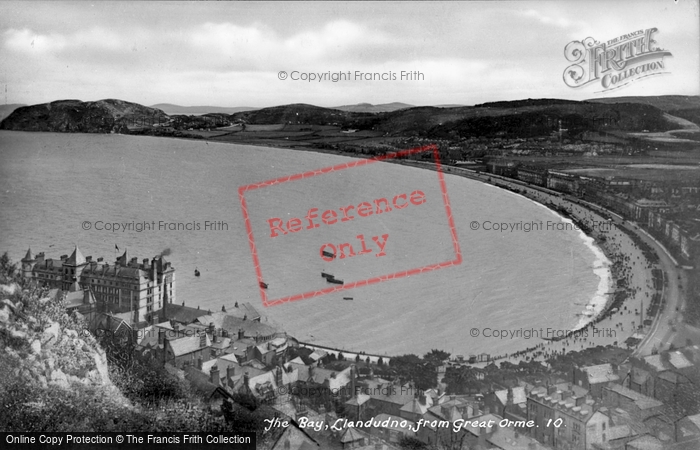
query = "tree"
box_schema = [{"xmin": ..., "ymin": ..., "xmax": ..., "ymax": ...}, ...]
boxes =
[{"xmin": 424, "ymin": 349, "xmax": 450, "ymax": 363}]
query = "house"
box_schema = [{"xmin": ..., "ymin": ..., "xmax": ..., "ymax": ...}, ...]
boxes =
[
  {"xmin": 344, "ymin": 394, "xmax": 371, "ymax": 421},
  {"xmin": 574, "ymin": 363, "xmax": 620, "ymax": 398},
  {"xmin": 415, "ymin": 396, "xmax": 478, "ymax": 448},
  {"xmin": 528, "ymin": 383, "xmax": 610, "ymax": 449},
  {"xmin": 164, "ymin": 331, "xmax": 212, "ymax": 369},
  {"xmin": 484, "ymin": 386, "xmax": 529, "ymax": 427},
  {"xmin": 355, "ymin": 378, "xmax": 416, "ymax": 419},
  {"xmin": 163, "ymin": 302, "xmax": 209, "ymax": 325},
  {"xmin": 269, "ymin": 421, "xmax": 320, "ymax": 450},
  {"xmin": 601, "ymin": 384, "xmax": 663, "ymax": 420},
  {"xmin": 247, "ymin": 364, "xmax": 300, "ymax": 403},
  {"xmin": 398, "ymin": 394, "xmax": 432, "ymax": 422},
  {"xmin": 183, "ymin": 365, "xmax": 235, "ymax": 408}
]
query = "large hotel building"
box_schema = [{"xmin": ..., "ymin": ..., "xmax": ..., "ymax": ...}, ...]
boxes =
[{"xmin": 21, "ymin": 246, "xmax": 175, "ymax": 326}]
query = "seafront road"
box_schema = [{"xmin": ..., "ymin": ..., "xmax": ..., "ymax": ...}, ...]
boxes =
[{"xmin": 397, "ymin": 160, "xmax": 686, "ymax": 359}]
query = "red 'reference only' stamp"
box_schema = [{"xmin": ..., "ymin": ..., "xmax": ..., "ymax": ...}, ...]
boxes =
[{"xmin": 238, "ymin": 145, "xmax": 461, "ymax": 307}]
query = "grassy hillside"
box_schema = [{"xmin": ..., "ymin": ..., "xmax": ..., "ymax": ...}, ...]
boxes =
[{"xmin": 0, "ymin": 99, "xmax": 168, "ymax": 133}]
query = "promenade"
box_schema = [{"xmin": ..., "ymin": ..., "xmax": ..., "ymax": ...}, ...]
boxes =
[{"xmin": 396, "ymin": 160, "xmax": 686, "ymax": 363}]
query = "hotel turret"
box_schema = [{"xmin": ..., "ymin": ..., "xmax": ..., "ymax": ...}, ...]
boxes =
[{"xmin": 21, "ymin": 245, "xmax": 175, "ymax": 327}]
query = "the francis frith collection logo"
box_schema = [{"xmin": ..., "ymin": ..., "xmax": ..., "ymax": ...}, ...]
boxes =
[{"xmin": 563, "ymin": 27, "xmax": 672, "ymax": 92}]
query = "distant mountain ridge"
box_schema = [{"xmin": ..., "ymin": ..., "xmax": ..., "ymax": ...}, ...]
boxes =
[
  {"xmin": 586, "ymin": 95, "xmax": 700, "ymax": 111},
  {"xmin": 1, "ymin": 95, "xmax": 691, "ymax": 137},
  {"xmin": 151, "ymin": 103, "xmax": 258, "ymax": 115},
  {"xmin": 332, "ymin": 102, "xmax": 414, "ymax": 113}
]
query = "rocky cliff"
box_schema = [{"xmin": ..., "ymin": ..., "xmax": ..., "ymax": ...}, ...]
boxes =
[
  {"xmin": 0, "ymin": 99, "xmax": 168, "ymax": 133},
  {"xmin": 0, "ymin": 281, "xmax": 133, "ymax": 430}
]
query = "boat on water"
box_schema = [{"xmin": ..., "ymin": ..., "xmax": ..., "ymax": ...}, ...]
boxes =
[
  {"xmin": 194, "ymin": 268, "xmax": 200, "ymax": 277},
  {"xmin": 321, "ymin": 272, "xmax": 333, "ymax": 279},
  {"xmin": 322, "ymin": 250, "xmax": 336, "ymax": 259},
  {"xmin": 343, "ymin": 297, "xmax": 353, "ymax": 301},
  {"xmin": 328, "ymin": 278, "xmax": 344, "ymax": 285},
  {"xmin": 259, "ymin": 281, "xmax": 268, "ymax": 289}
]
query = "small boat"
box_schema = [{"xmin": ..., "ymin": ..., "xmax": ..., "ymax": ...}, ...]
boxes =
[
  {"xmin": 194, "ymin": 269, "xmax": 200, "ymax": 277},
  {"xmin": 343, "ymin": 297, "xmax": 353, "ymax": 301},
  {"xmin": 322, "ymin": 272, "xmax": 333, "ymax": 279},
  {"xmin": 322, "ymin": 250, "xmax": 336, "ymax": 259},
  {"xmin": 328, "ymin": 278, "xmax": 344, "ymax": 285},
  {"xmin": 259, "ymin": 281, "xmax": 268, "ymax": 289}
]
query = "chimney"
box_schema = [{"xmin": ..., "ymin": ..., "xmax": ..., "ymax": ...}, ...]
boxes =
[
  {"xmin": 199, "ymin": 332, "xmax": 207, "ymax": 348},
  {"xmin": 158, "ymin": 328, "xmax": 165, "ymax": 346},
  {"xmin": 576, "ymin": 396, "xmax": 586, "ymax": 406},
  {"xmin": 419, "ymin": 394, "xmax": 426, "ymax": 405},
  {"xmin": 227, "ymin": 365, "xmax": 235, "ymax": 381},
  {"xmin": 238, "ymin": 328, "xmax": 244, "ymax": 340},
  {"xmin": 243, "ymin": 371, "xmax": 250, "ymax": 392},
  {"xmin": 275, "ymin": 366, "xmax": 283, "ymax": 387},
  {"xmin": 197, "ymin": 357, "xmax": 202, "ymax": 370},
  {"xmin": 97, "ymin": 257, "xmax": 103, "ymax": 262},
  {"xmin": 210, "ymin": 365, "xmax": 220, "ymax": 386},
  {"xmin": 142, "ymin": 258, "xmax": 149, "ymax": 268},
  {"xmin": 208, "ymin": 322, "xmax": 215, "ymax": 335},
  {"xmin": 350, "ymin": 364, "xmax": 356, "ymax": 397},
  {"xmin": 60, "ymin": 254, "xmax": 67, "ymax": 261},
  {"xmin": 86, "ymin": 256, "xmax": 92, "ymax": 263},
  {"xmin": 221, "ymin": 305, "xmax": 226, "ymax": 312},
  {"xmin": 151, "ymin": 258, "xmax": 157, "ymax": 281}
]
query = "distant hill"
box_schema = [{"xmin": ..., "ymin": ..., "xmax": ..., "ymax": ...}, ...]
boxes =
[
  {"xmin": 1, "ymin": 96, "xmax": 687, "ymax": 137},
  {"xmin": 0, "ymin": 104, "xmax": 25, "ymax": 122},
  {"xmin": 332, "ymin": 102, "xmax": 414, "ymax": 113},
  {"xmin": 587, "ymin": 95, "xmax": 700, "ymax": 111},
  {"xmin": 151, "ymin": 103, "xmax": 257, "ymax": 115},
  {"xmin": 587, "ymin": 95, "xmax": 700, "ymax": 126},
  {"xmin": 0, "ymin": 99, "xmax": 167, "ymax": 133},
  {"xmin": 231, "ymin": 103, "xmax": 379, "ymax": 128}
]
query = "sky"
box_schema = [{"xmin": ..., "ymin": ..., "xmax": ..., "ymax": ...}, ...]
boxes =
[{"xmin": 1, "ymin": 1, "xmax": 698, "ymax": 108}]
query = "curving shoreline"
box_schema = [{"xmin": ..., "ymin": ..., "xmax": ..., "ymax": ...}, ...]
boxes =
[
  {"xmin": 199, "ymin": 138, "xmax": 659, "ymax": 360},
  {"xmin": 391, "ymin": 159, "xmax": 659, "ymax": 361}
]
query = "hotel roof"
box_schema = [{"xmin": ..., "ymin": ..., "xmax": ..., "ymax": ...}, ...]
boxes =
[{"xmin": 66, "ymin": 245, "xmax": 86, "ymax": 265}]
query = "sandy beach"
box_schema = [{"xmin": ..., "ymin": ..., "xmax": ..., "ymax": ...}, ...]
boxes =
[{"xmin": 396, "ymin": 161, "xmax": 659, "ymax": 364}]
